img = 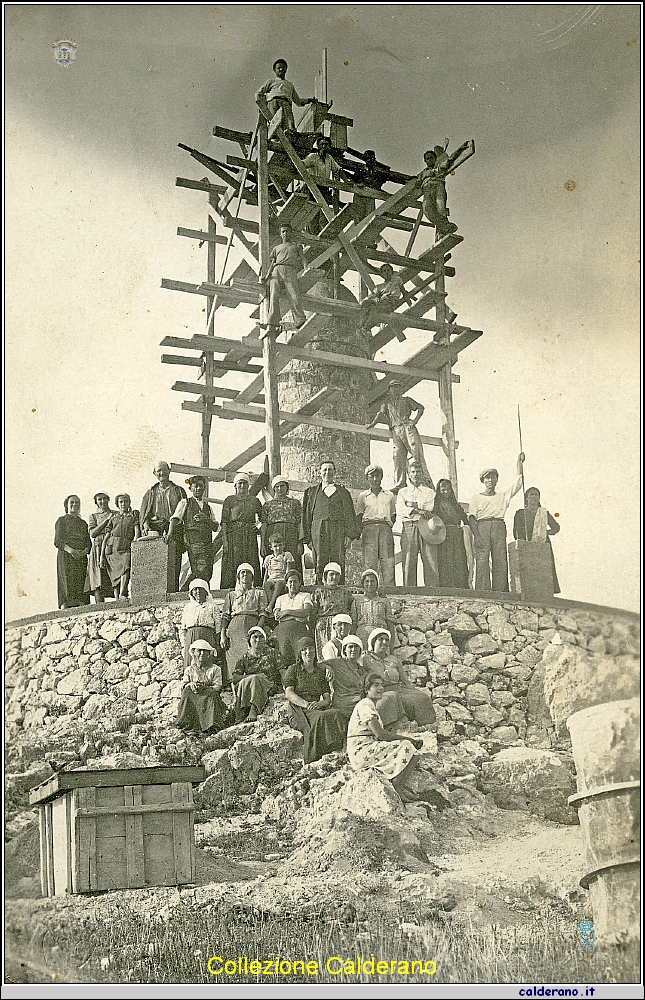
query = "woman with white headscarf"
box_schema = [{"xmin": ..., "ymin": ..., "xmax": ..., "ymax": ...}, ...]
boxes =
[
  {"xmin": 220, "ymin": 563, "xmax": 268, "ymax": 684},
  {"xmin": 179, "ymin": 578, "xmax": 220, "ymax": 669},
  {"xmin": 350, "ymin": 568, "xmax": 399, "ymax": 649},
  {"xmin": 325, "ymin": 634, "xmax": 369, "ymax": 722},
  {"xmin": 220, "ymin": 473, "xmax": 262, "ymax": 588},
  {"xmin": 175, "ymin": 639, "xmax": 227, "ymax": 735},
  {"xmin": 362, "ymin": 628, "xmax": 435, "ymax": 727},
  {"xmin": 232, "ymin": 625, "xmax": 282, "ymax": 722},
  {"xmin": 260, "ymin": 474, "xmax": 304, "ymax": 578},
  {"xmin": 312, "ymin": 561, "xmax": 354, "ymax": 659}
]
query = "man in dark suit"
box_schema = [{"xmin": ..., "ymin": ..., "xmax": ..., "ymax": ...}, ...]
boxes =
[
  {"xmin": 140, "ymin": 461, "xmax": 188, "ymax": 593},
  {"xmin": 301, "ymin": 460, "xmax": 361, "ymax": 583}
]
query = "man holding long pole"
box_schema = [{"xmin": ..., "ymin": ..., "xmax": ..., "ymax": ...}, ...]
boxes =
[{"xmin": 468, "ymin": 452, "xmax": 525, "ymax": 592}]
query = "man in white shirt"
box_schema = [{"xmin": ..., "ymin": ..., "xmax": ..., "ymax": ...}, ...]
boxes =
[
  {"xmin": 355, "ymin": 464, "xmax": 397, "ymax": 586},
  {"xmin": 262, "ymin": 224, "xmax": 306, "ymax": 334},
  {"xmin": 396, "ymin": 460, "xmax": 444, "ymax": 587},
  {"xmin": 255, "ymin": 58, "xmax": 314, "ymax": 132},
  {"xmin": 367, "ymin": 380, "xmax": 434, "ymax": 492},
  {"xmin": 468, "ymin": 453, "xmax": 525, "ymax": 592}
]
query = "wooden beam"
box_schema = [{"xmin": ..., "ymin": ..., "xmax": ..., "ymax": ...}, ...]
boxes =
[
  {"xmin": 189, "ymin": 333, "xmax": 458, "ymax": 382},
  {"xmin": 367, "ymin": 329, "xmax": 481, "ymax": 404},
  {"xmin": 176, "ymin": 177, "xmax": 227, "ymax": 195},
  {"xmin": 218, "ymin": 399, "xmax": 448, "ymax": 448},
  {"xmin": 213, "ymin": 125, "xmax": 253, "ymax": 146},
  {"xmin": 162, "ymin": 354, "xmax": 203, "ymax": 367},
  {"xmin": 232, "ymin": 314, "xmax": 328, "ymax": 406},
  {"xmin": 172, "ymin": 381, "xmax": 265, "ymax": 403},
  {"xmin": 177, "ymin": 227, "xmax": 228, "ymax": 245},
  {"xmin": 257, "ymin": 115, "xmax": 281, "ymax": 480}
]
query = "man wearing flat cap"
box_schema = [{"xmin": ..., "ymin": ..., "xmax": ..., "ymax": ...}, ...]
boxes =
[
  {"xmin": 396, "ymin": 459, "xmax": 444, "ymax": 587},
  {"xmin": 140, "ymin": 460, "xmax": 188, "ymax": 593},
  {"xmin": 255, "ymin": 59, "xmax": 314, "ymax": 132},
  {"xmin": 355, "ymin": 464, "xmax": 397, "ymax": 586},
  {"xmin": 366, "ymin": 380, "xmax": 434, "ymax": 493},
  {"xmin": 468, "ymin": 453, "xmax": 525, "ymax": 591},
  {"xmin": 302, "ymin": 460, "xmax": 361, "ymax": 584}
]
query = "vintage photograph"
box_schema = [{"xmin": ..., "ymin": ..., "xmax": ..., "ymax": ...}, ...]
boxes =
[{"xmin": 4, "ymin": 4, "xmax": 640, "ymax": 989}]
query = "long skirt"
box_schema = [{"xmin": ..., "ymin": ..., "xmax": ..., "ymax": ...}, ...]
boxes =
[
  {"xmin": 85, "ymin": 537, "xmax": 113, "ymax": 597},
  {"xmin": 106, "ymin": 547, "xmax": 132, "ymax": 589},
  {"xmin": 225, "ymin": 614, "xmax": 260, "ymax": 687},
  {"xmin": 376, "ymin": 691, "xmax": 407, "ymax": 728},
  {"xmin": 437, "ymin": 524, "xmax": 469, "ymax": 589},
  {"xmin": 235, "ymin": 673, "xmax": 272, "ymax": 719},
  {"xmin": 57, "ymin": 550, "xmax": 89, "ymax": 609},
  {"xmin": 288, "ymin": 704, "xmax": 347, "ymax": 763},
  {"xmin": 347, "ymin": 735, "xmax": 416, "ymax": 780},
  {"xmin": 175, "ymin": 687, "xmax": 227, "ymax": 734},
  {"xmin": 220, "ymin": 527, "xmax": 260, "ymax": 590},
  {"xmin": 398, "ymin": 687, "xmax": 436, "ymax": 725},
  {"xmin": 273, "ymin": 618, "xmax": 311, "ymax": 670}
]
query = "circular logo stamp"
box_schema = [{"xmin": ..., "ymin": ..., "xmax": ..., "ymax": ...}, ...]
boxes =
[{"xmin": 52, "ymin": 40, "xmax": 77, "ymax": 68}]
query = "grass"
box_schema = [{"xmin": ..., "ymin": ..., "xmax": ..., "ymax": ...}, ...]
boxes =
[{"xmin": 6, "ymin": 903, "xmax": 640, "ymax": 985}]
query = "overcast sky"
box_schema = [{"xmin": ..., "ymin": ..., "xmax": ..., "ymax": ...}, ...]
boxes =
[{"xmin": 5, "ymin": 4, "xmax": 640, "ymax": 618}]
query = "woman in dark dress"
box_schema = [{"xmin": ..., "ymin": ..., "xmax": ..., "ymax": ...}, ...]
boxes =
[
  {"xmin": 85, "ymin": 492, "xmax": 115, "ymax": 603},
  {"xmin": 513, "ymin": 487, "xmax": 561, "ymax": 593},
  {"xmin": 175, "ymin": 639, "xmax": 227, "ymax": 736},
  {"xmin": 231, "ymin": 626, "xmax": 283, "ymax": 722},
  {"xmin": 431, "ymin": 479, "xmax": 470, "ymax": 588},
  {"xmin": 260, "ymin": 475, "xmax": 304, "ymax": 578},
  {"xmin": 283, "ymin": 636, "xmax": 347, "ymax": 763},
  {"xmin": 54, "ymin": 495, "xmax": 91, "ymax": 609},
  {"xmin": 220, "ymin": 473, "xmax": 262, "ymax": 589}
]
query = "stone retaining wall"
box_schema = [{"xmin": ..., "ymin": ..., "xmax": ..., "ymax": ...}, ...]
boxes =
[{"xmin": 5, "ymin": 594, "xmax": 639, "ymax": 745}]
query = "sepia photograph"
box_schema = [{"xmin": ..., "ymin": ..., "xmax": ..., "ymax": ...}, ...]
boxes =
[{"xmin": 4, "ymin": 4, "xmax": 640, "ymax": 990}]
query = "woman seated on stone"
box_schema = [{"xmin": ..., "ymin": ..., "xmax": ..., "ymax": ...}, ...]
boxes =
[
  {"xmin": 347, "ymin": 673, "xmax": 425, "ymax": 803},
  {"xmin": 220, "ymin": 563, "xmax": 268, "ymax": 688},
  {"xmin": 351, "ymin": 569, "xmax": 399, "ymax": 649},
  {"xmin": 283, "ymin": 636, "xmax": 347, "ymax": 763},
  {"xmin": 312, "ymin": 561, "xmax": 354, "ymax": 660},
  {"xmin": 321, "ymin": 613, "xmax": 353, "ymax": 660},
  {"xmin": 326, "ymin": 634, "xmax": 369, "ymax": 722},
  {"xmin": 231, "ymin": 625, "xmax": 282, "ymax": 723},
  {"xmin": 176, "ymin": 639, "xmax": 227, "ymax": 736},
  {"xmin": 101, "ymin": 493, "xmax": 140, "ymax": 599},
  {"xmin": 273, "ymin": 569, "xmax": 314, "ymax": 667},
  {"xmin": 362, "ymin": 628, "xmax": 436, "ymax": 728},
  {"xmin": 179, "ymin": 578, "xmax": 221, "ymax": 669}
]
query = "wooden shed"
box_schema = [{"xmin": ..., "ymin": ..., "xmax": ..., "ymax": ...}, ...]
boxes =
[{"xmin": 29, "ymin": 765, "xmax": 205, "ymax": 896}]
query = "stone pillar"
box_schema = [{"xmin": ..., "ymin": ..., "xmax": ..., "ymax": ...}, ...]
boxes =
[
  {"xmin": 278, "ymin": 277, "xmax": 372, "ymax": 584},
  {"xmin": 508, "ymin": 540, "xmax": 555, "ymax": 602},
  {"xmin": 130, "ymin": 536, "xmax": 170, "ymax": 600}
]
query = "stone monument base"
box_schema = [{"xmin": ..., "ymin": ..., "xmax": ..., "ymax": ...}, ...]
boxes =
[
  {"xmin": 130, "ymin": 536, "xmax": 170, "ymax": 600},
  {"xmin": 508, "ymin": 540, "xmax": 554, "ymax": 602}
]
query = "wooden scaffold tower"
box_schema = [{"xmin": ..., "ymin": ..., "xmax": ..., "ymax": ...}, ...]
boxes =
[{"xmin": 161, "ymin": 51, "xmax": 481, "ymax": 583}]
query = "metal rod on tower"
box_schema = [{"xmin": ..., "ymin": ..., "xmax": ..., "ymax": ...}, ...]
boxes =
[
  {"xmin": 201, "ymin": 215, "xmax": 217, "ymax": 467},
  {"xmin": 258, "ymin": 115, "xmax": 281, "ymax": 480},
  {"xmin": 321, "ymin": 47, "xmax": 328, "ymax": 104},
  {"xmin": 436, "ymin": 248, "xmax": 458, "ymax": 492}
]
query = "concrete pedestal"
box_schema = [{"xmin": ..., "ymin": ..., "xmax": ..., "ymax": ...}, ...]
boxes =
[
  {"xmin": 508, "ymin": 540, "xmax": 555, "ymax": 602},
  {"xmin": 130, "ymin": 536, "xmax": 169, "ymax": 600}
]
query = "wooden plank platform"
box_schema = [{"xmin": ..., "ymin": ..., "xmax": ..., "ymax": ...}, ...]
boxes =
[{"xmin": 30, "ymin": 766, "xmax": 206, "ymax": 806}]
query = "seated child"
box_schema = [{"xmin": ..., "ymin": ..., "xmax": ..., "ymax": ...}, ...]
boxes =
[{"xmin": 262, "ymin": 533, "xmax": 295, "ymax": 612}]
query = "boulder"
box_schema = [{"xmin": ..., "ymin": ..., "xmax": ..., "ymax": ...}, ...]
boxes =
[
  {"xmin": 481, "ymin": 747, "xmax": 576, "ymax": 824},
  {"xmin": 395, "ymin": 645, "xmax": 417, "ymax": 663},
  {"xmin": 432, "ymin": 645, "xmax": 456, "ymax": 665},
  {"xmin": 516, "ymin": 646, "xmax": 542, "ymax": 665},
  {"xmin": 472, "ymin": 704, "xmax": 504, "ymax": 728},
  {"xmin": 85, "ymin": 639, "xmax": 111, "ymax": 655},
  {"xmin": 446, "ymin": 613, "xmax": 481, "ymax": 639},
  {"xmin": 426, "ymin": 663, "xmax": 451, "ymax": 686},
  {"xmin": 161, "ymin": 680, "xmax": 182, "ymax": 701},
  {"xmin": 555, "ymin": 614, "xmax": 579, "ymax": 633},
  {"xmin": 82, "ymin": 694, "xmax": 113, "ymax": 720},
  {"xmin": 464, "ymin": 634, "xmax": 500, "ymax": 656},
  {"xmin": 407, "ymin": 629, "xmax": 426, "ymax": 646},
  {"xmin": 449, "ymin": 663, "xmax": 479, "ymax": 685},
  {"xmin": 151, "ymin": 659, "xmax": 183, "ymax": 682},
  {"xmin": 137, "ymin": 682, "xmax": 161, "ymax": 702},
  {"xmin": 427, "ymin": 630, "xmax": 455, "ymax": 647},
  {"xmin": 488, "ymin": 726, "xmax": 519, "ymax": 744},
  {"xmin": 146, "ymin": 621, "xmax": 178, "ymax": 645},
  {"xmin": 56, "ymin": 668, "xmax": 91, "ymax": 697},
  {"xmin": 227, "ymin": 743, "xmax": 263, "ymax": 793},
  {"xmin": 446, "ymin": 702, "xmax": 473, "ymax": 723},
  {"xmin": 46, "ymin": 640, "xmax": 72, "ymax": 660},
  {"xmin": 487, "ymin": 617, "xmax": 517, "ymax": 642},
  {"xmin": 202, "ymin": 748, "xmax": 233, "ymax": 777},
  {"xmin": 432, "ymin": 683, "xmax": 463, "ymax": 701},
  {"xmin": 155, "ymin": 639, "xmax": 184, "ymax": 662},
  {"xmin": 541, "ymin": 645, "xmax": 640, "ymax": 735},
  {"xmin": 436, "ymin": 720, "xmax": 455, "ymax": 739},
  {"xmin": 23, "ymin": 707, "xmax": 48, "ymax": 728},
  {"xmin": 42, "ymin": 623, "xmax": 68, "ymax": 644},
  {"xmin": 406, "ymin": 663, "xmax": 429, "ymax": 684},
  {"xmin": 105, "ymin": 662, "xmax": 129, "ymax": 682},
  {"xmin": 510, "ymin": 610, "xmax": 540, "ymax": 631},
  {"xmin": 99, "ymin": 620, "xmax": 129, "ymax": 643},
  {"xmin": 490, "ymin": 690, "xmax": 515, "ymax": 709},
  {"xmin": 118, "ymin": 629, "xmax": 147, "ymax": 650},
  {"xmin": 465, "ymin": 683, "xmax": 490, "ymax": 706}
]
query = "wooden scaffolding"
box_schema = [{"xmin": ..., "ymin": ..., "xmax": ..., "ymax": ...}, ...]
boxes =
[{"xmin": 161, "ymin": 57, "xmax": 482, "ymax": 541}]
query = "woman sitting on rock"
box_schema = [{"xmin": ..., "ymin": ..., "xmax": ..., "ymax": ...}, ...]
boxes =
[
  {"xmin": 179, "ymin": 578, "xmax": 221, "ymax": 669},
  {"xmin": 312, "ymin": 561, "xmax": 354, "ymax": 659},
  {"xmin": 176, "ymin": 639, "xmax": 227, "ymax": 736},
  {"xmin": 362, "ymin": 627, "xmax": 436, "ymax": 728},
  {"xmin": 347, "ymin": 672, "xmax": 424, "ymax": 802},
  {"xmin": 351, "ymin": 569, "xmax": 399, "ymax": 649},
  {"xmin": 231, "ymin": 625, "xmax": 282, "ymax": 722},
  {"xmin": 326, "ymin": 634, "xmax": 369, "ymax": 722},
  {"xmin": 220, "ymin": 563, "xmax": 268, "ymax": 687},
  {"xmin": 273, "ymin": 569, "xmax": 314, "ymax": 667},
  {"xmin": 283, "ymin": 636, "xmax": 347, "ymax": 763}
]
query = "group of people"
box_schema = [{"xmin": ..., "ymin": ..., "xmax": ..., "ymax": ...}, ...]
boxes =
[
  {"xmin": 56, "ymin": 443, "xmax": 560, "ymax": 608},
  {"xmin": 176, "ymin": 569, "xmax": 433, "ymax": 800}
]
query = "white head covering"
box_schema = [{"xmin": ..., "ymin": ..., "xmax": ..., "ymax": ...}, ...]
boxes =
[
  {"xmin": 234, "ymin": 472, "xmax": 251, "ymax": 486},
  {"xmin": 367, "ymin": 627, "xmax": 391, "ymax": 651},
  {"xmin": 361, "ymin": 568, "xmax": 381, "ymax": 586},
  {"xmin": 236, "ymin": 563, "xmax": 254, "ymax": 578},
  {"xmin": 248, "ymin": 625, "xmax": 267, "ymax": 641},
  {"xmin": 189, "ymin": 639, "xmax": 216, "ymax": 653},
  {"xmin": 272, "ymin": 474, "xmax": 289, "ymax": 488},
  {"xmin": 331, "ymin": 613, "xmax": 352, "ymax": 627},
  {"xmin": 341, "ymin": 634, "xmax": 364, "ymax": 653},
  {"xmin": 188, "ymin": 578, "xmax": 211, "ymax": 596},
  {"xmin": 323, "ymin": 562, "xmax": 342, "ymax": 579}
]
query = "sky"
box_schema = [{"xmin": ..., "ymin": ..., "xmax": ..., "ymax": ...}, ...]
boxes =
[{"xmin": 4, "ymin": 4, "xmax": 641, "ymax": 619}]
